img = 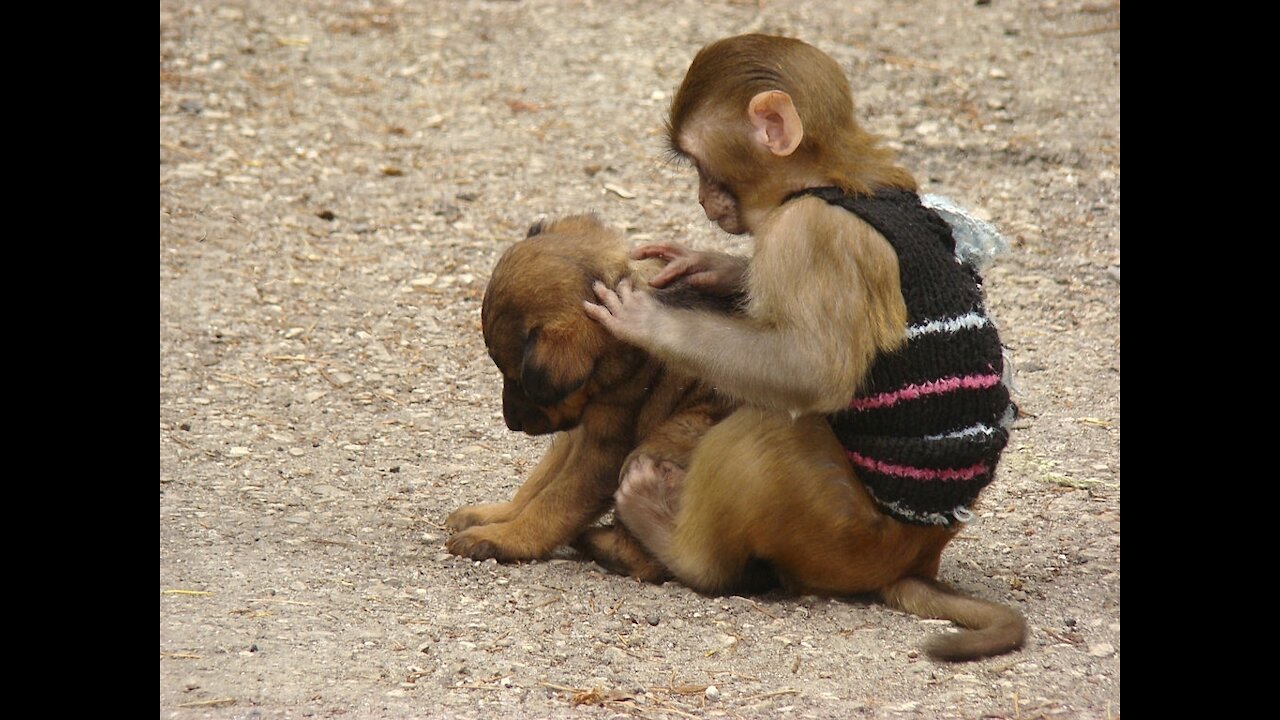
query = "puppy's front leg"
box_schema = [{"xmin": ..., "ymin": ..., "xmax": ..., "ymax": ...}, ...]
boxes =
[
  {"xmin": 446, "ymin": 428, "xmax": 627, "ymax": 561},
  {"xmin": 446, "ymin": 434, "xmax": 576, "ymax": 532}
]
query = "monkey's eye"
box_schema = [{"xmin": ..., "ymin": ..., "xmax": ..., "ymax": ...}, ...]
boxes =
[{"xmin": 661, "ymin": 143, "xmax": 693, "ymax": 169}]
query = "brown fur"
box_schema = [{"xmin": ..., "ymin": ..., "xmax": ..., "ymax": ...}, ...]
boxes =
[
  {"xmin": 667, "ymin": 34, "xmax": 916, "ymax": 211},
  {"xmin": 444, "ymin": 214, "xmax": 736, "ymax": 566},
  {"xmin": 584, "ymin": 34, "xmax": 1026, "ymax": 661}
]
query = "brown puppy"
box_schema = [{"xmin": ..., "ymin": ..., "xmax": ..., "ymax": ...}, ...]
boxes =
[{"xmin": 445, "ymin": 214, "xmax": 736, "ymax": 574}]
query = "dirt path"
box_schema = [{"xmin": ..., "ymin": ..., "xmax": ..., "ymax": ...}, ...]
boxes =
[{"xmin": 160, "ymin": 2, "xmax": 1120, "ymax": 717}]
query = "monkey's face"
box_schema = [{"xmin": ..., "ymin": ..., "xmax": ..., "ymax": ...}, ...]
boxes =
[
  {"xmin": 696, "ymin": 167, "xmax": 747, "ymax": 235},
  {"xmin": 481, "ymin": 216, "xmax": 639, "ymax": 435}
]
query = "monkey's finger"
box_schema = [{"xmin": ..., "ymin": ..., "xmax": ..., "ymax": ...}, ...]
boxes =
[
  {"xmin": 582, "ymin": 300, "xmax": 612, "ymax": 324},
  {"xmin": 615, "ymin": 277, "xmax": 635, "ymax": 301},
  {"xmin": 631, "ymin": 243, "xmax": 687, "ymax": 261},
  {"xmin": 591, "ymin": 281, "xmax": 625, "ymax": 314},
  {"xmin": 649, "ymin": 259, "xmax": 697, "ymax": 287}
]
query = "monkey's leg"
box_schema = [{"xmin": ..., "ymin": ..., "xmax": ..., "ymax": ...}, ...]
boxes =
[
  {"xmin": 584, "ymin": 404, "xmax": 722, "ymax": 581},
  {"xmin": 614, "ymin": 454, "xmax": 687, "ymax": 563},
  {"xmin": 625, "ymin": 408, "xmax": 919, "ymax": 595},
  {"xmin": 615, "ymin": 408, "xmax": 790, "ymax": 592}
]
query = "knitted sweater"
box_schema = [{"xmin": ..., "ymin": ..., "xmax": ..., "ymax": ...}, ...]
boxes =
[{"xmin": 788, "ymin": 187, "xmax": 1014, "ymax": 527}]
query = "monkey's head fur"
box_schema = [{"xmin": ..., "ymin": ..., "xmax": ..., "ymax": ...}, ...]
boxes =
[
  {"xmin": 665, "ymin": 34, "xmax": 916, "ymax": 234},
  {"xmin": 481, "ymin": 215, "xmax": 645, "ymax": 435}
]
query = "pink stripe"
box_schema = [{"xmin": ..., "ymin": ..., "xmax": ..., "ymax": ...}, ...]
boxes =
[
  {"xmin": 846, "ymin": 451, "xmax": 989, "ymax": 482},
  {"xmin": 849, "ymin": 373, "xmax": 1002, "ymax": 411}
]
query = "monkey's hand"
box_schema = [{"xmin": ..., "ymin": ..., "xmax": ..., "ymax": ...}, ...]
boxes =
[
  {"xmin": 584, "ymin": 278, "xmax": 667, "ymax": 350},
  {"xmin": 632, "ymin": 243, "xmax": 747, "ymax": 297}
]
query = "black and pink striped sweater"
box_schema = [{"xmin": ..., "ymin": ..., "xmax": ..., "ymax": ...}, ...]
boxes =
[{"xmin": 790, "ymin": 187, "xmax": 1015, "ymax": 527}]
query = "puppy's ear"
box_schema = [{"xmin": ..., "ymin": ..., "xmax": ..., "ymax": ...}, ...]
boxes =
[{"xmin": 520, "ymin": 321, "xmax": 606, "ymax": 406}]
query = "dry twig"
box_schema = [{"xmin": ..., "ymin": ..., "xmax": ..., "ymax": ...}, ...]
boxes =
[
  {"xmin": 211, "ymin": 371, "xmax": 261, "ymax": 388},
  {"xmin": 743, "ymin": 688, "xmax": 801, "ymax": 702},
  {"xmin": 749, "ymin": 600, "xmax": 779, "ymax": 620},
  {"xmin": 177, "ymin": 698, "xmax": 236, "ymax": 708},
  {"xmin": 1048, "ymin": 23, "xmax": 1120, "ymax": 38}
]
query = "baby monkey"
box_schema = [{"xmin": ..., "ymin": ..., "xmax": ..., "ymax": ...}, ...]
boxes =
[{"xmin": 583, "ymin": 34, "xmax": 1024, "ymax": 661}]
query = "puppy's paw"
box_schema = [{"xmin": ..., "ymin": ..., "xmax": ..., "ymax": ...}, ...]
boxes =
[
  {"xmin": 445, "ymin": 522, "xmax": 555, "ymax": 562},
  {"xmin": 446, "ymin": 502, "xmax": 515, "ymax": 532},
  {"xmin": 445, "ymin": 526, "xmax": 513, "ymax": 561}
]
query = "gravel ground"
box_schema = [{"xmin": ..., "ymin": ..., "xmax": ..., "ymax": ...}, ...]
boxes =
[{"xmin": 159, "ymin": 1, "xmax": 1120, "ymax": 718}]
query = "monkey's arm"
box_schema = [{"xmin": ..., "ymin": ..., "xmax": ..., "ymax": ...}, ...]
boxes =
[{"xmin": 587, "ymin": 201, "xmax": 907, "ymax": 415}]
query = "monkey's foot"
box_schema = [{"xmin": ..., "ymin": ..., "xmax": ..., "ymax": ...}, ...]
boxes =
[{"xmin": 615, "ymin": 455, "xmax": 685, "ymax": 558}]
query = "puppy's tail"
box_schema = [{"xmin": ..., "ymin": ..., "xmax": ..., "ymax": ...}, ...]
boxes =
[{"xmin": 880, "ymin": 576, "xmax": 1026, "ymax": 662}]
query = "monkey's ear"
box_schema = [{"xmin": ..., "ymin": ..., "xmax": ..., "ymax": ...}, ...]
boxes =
[{"xmin": 748, "ymin": 91, "xmax": 803, "ymax": 157}]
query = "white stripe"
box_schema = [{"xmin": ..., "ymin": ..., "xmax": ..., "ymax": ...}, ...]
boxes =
[
  {"xmin": 867, "ymin": 492, "xmax": 974, "ymax": 526},
  {"xmin": 924, "ymin": 423, "xmax": 999, "ymax": 441},
  {"xmin": 906, "ymin": 312, "xmax": 990, "ymax": 340}
]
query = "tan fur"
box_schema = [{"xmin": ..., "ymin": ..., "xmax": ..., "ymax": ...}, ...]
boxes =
[
  {"xmin": 610, "ymin": 409, "xmax": 1025, "ymax": 661},
  {"xmin": 585, "ymin": 34, "xmax": 1026, "ymax": 661},
  {"xmin": 628, "ymin": 199, "xmax": 905, "ymax": 416}
]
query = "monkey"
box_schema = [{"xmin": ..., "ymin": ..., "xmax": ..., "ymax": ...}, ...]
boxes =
[{"xmin": 582, "ymin": 34, "xmax": 1025, "ymax": 661}]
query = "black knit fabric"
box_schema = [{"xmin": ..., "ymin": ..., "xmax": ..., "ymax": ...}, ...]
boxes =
[{"xmin": 788, "ymin": 187, "xmax": 1013, "ymax": 526}]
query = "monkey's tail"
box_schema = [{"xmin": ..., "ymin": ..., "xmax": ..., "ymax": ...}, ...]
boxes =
[{"xmin": 880, "ymin": 576, "xmax": 1026, "ymax": 662}]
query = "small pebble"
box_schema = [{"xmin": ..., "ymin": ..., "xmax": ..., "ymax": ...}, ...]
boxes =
[
  {"xmin": 646, "ymin": 614, "xmax": 659, "ymax": 626},
  {"xmin": 705, "ymin": 685, "xmax": 721, "ymax": 701},
  {"xmin": 1088, "ymin": 642, "xmax": 1115, "ymax": 658},
  {"xmin": 914, "ymin": 120, "xmax": 940, "ymax": 136}
]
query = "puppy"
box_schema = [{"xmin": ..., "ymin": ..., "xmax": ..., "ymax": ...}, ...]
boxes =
[{"xmin": 445, "ymin": 214, "xmax": 737, "ymax": 576}]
